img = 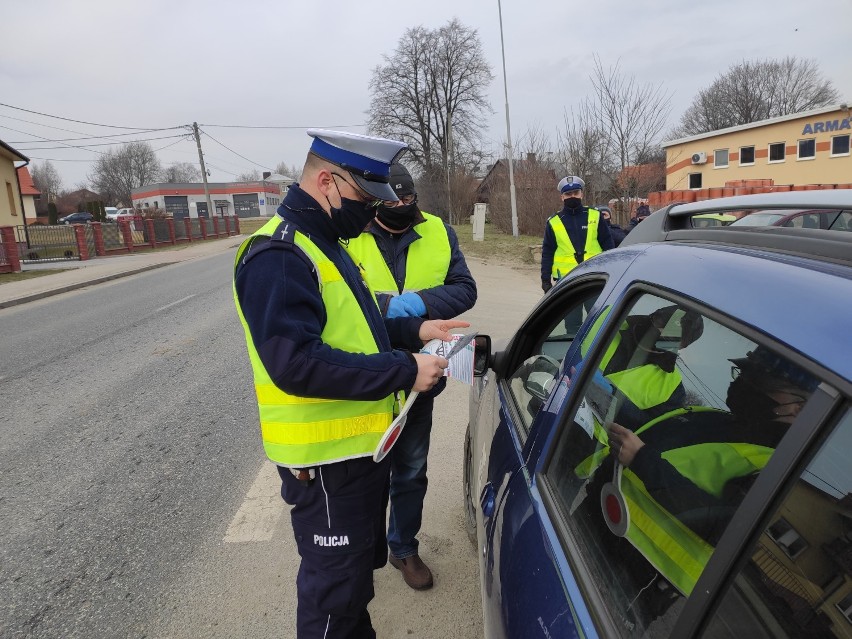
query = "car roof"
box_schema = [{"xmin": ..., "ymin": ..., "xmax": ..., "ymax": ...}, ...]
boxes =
[
  {"xmin": 621, "ymin": 189, "xmax": 852, "ymax": 252},
  {"xmin": 586, "ymin": 240, "xmax": 852, "ymax": 384}
]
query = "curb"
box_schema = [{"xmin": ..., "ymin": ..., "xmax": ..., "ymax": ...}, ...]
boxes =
[{"xmin": 0, "ymin": 262, "xmax": 174, "ymax": 310}]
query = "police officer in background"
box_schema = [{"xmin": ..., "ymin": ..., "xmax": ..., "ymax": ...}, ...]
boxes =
[
  {"xmin": 541, "ymin": 175, "xmax": 614, "ymax": 294},
  {"xmin": 346, "ymin": 163, "xmax": 477, "ymax": 591},
  {"xmin": 233, "ymin": 129, "xmax": 468, "ymax": 638}
]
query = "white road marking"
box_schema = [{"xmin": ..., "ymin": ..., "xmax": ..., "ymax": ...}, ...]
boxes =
[
  {"xmin": 155, "ymin": 294, "xmax": 196, "ymax": 313},
  {"xmin": 224, "ymin": 462, "xmax": 285, "ymax": 543}
]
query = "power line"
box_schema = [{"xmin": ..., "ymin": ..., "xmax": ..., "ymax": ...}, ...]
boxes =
[
  {"xmin": 0, "ymin": 101, "xmax": 180, "ymax": 130},
  {"xmin": 0, "ymin": 124, "xmax": 106, "ymax": 155},
  {"xmin": 7, "ymin": 127, "xmax": 185, "ymax": 144},
  {"xmin": 16, "ymin": 133, "xmax": 188, "ymax": 151},
  {"xmin": 200, "ymin": 122, "xmax": 365, "ymax": 130},
  {"xmin": 25, "ymin": 156, "xmax": 96, "ymax": 163},
  {"xmin": 200, "ymin": 129, "xmax": 271, "ymax": 171}
]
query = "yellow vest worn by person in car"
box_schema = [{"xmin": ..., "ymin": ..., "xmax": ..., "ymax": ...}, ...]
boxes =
[
  {"xmin": 580, "ymin": 308, "xmax": 683, "ymax": 411},
  {"xmin": 233, "ymin": 217, "xmax": 398, "ymax": 468},
  {"xmin": 548, "ymin": 208, "xmax": 603, "ymax": 280},
  {"xmin": 575, "ymin": 406, "xmax": 774, "ymax": 596},
  {"xmin": 345, "ymin": 212, "xmax": 451, "ymax": 295}
]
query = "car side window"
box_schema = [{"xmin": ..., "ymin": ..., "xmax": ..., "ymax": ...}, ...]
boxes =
[
  {"xmin": 541, "ymin": 292, "xmax": 821, "ymax": 638},
  {"xmin": 703, "ymin": 408, "xmax": 852, "ymax": 639},
  {"xmin": 505, "ymin": 285, "xmax": 605, "ymax": 436}
]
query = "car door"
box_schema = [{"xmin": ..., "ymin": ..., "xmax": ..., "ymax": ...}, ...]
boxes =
[{"xmin": 473, "ymin": 279, "xmax": 608, "ymax": 639}]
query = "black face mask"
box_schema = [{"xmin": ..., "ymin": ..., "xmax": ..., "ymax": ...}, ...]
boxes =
[
  {"xmin": 377, "ymin": 201, "xmax": 418, "ymax": 231},
  {"xmin": 564, "ymin": 197, "xmax": 582, "ymax": 209},
  {"xmin": 329, "ymin": 197, "xmax": 377, "ymax": 239},
  {"xmin": 726, "ymin": 376, "xmax": 792, "ymax": 425},
  {"xmin": 325, "ymin": 173, "xmax": 378, "ymax": 239}
]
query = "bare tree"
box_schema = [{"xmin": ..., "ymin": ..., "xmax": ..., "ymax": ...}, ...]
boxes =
[
  {"xmin": 161, "ymin": 161, "xmax": 201, "ymax": 183},
  {"xmin": 676, "ymin": 57, "xmax": 839, "ymax": 136},
  {"xmin": 236, "ymin": 170, "xmax": 262, "ymax": 182},
  {"xmin": 368, "ymin": 18, "xmax": 493, "ymax": 220},
  {"xmin": 555, "ymin": 58, "xmax": 670, "ymax": 222},
  {"xmin": 89, "ymin": 141, "xmax": 162, "ymax": 205},
  {"xmin": 275, "ymin": 162, "xmax": 301, "ymax": 180},
  {"xmin": 30, "ymin": 160, "xmax": 63, "ymax": 213}
]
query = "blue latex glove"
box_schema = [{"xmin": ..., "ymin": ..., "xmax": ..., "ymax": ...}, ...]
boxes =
[{"xmin": 387, "ymin": 292, "xmax": 426, "ymax": 318}]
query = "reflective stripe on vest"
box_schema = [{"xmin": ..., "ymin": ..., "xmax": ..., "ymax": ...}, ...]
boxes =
[
  {"xmin": 345, "ymin": 212, "xmax": 450, "ymax": 294},
  {"xmin": 575, "ymin": 406, "xmax": 773, "ymax": 595},
  {"xmin": 549, "ymin": 208, "xmax": 603, "ymax": 280},
  {"xmin": 233, "ymin": 217, "xmax": 396, "ymax": 467}
]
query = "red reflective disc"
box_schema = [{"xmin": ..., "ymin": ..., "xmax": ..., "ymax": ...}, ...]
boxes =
[
  {"xmin": 382, "ymin": 425, "xmax": 402, "ymax": 453},
  {"xmin": 605, "ymin": 493, "xmax": 622, "ymax": 525}
]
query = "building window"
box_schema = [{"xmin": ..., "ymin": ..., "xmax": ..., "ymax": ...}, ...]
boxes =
[
  {"xmin": 769, "ymin": 142, "xmax": 786, "ymax": 163},
  {"xmin": 688, "ymin": 173, "xmax": 702, "ymax": 189},
  {"xmin": 739, "ymin": 146, "xmax": 755, "ymax": 166},
  {"xmin": 714, "ymin": 149, "xmax": 729, "ymax": 168},
  {"xmin": 798, "ymin": 139, "xmax": 816, "ymax": 160},
  {"xmin": 767, "ymin": 517, "xmax": 808, "ymax": 560},
  {"xmin": 837, "ymin": 593, "xmax": 852, "ymax": 624},
  {"xmin": 832, "ymin": 134, "xmax": 851, "ymax": 156}
]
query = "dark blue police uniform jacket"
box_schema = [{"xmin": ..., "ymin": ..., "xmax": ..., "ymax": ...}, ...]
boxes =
[
  {"xmin": 234, "ymin": 184, "xmax": 425, "ymax": 402},
  {"xmin": 541, "ymin": 203, "xmax": 615, "ymax": 288}
]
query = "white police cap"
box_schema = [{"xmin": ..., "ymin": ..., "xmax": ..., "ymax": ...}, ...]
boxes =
[
  {"xmin": 558, "ymin": 175, "xmax": 585, "ymax": 193},
  {"xmin": 307, "ymin": 129, "xmax": 408, "ymax": 202}
]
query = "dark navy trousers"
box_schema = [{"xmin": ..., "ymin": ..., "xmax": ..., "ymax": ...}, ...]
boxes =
[
  {"xmin": 279, "ymin": 456, "xmax": 390, "ymax": 639},
  {"xmin": 387, "ymin": 394, "xmax": 434, "ymax": 559}
]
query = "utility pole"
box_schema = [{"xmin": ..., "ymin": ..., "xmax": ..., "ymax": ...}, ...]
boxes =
[
  {"xmin": 497, "ymin": 0, "xmax": 519, "ymax": 237},
  {"xmin": 192, "ymin": 122, "xmax": 215, "ymax": 219}
]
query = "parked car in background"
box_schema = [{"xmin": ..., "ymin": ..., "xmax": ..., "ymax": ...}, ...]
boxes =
[
  {"xmin": 691, "ymin": 212, "xmax": 737, "ymax": 227},
  {"xmin": 465, "ymin": 203, "xmax": 852, "ymax": 638},
  {"xmin": 57, "ymin": 212, "xmax": 94, "ymax": 225},
  {"xmin": 730, "ymin": 208, "xmax": 852, "ymax": 231},
  {"xmin": 104, "ymin": 206, "xmax": 119, "ymax": 220},
  {"xmin": 621, "ymin": 190, "xmax": 852, "ymax": 246}
]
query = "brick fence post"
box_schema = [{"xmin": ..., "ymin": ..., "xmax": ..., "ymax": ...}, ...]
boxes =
[
  {"xmin": 167, "ymin": 218, "xmax": 176, "ymax": 245},
  {"xmin": 91, "ymin": 222, "xmax": 106, "ymax": 256},
  {"xmin": 74, "ymin": 224, "xmax": 90, "ymax": 261},
  {"xmin": 212, "ymin": 216, "xmax": 220, "ymax": 237},
  {"xmin": 223, "ymin": 216, "xmax": 231, "ymax": 235},
  {"xmin": 199, "ymin": 217, "xmax": 208, "ymax": 240},
  {"xmin": 233, "ymin": 215, "xmax": 241, "ymax": 235},
  {"xmin": 183, "ymin": 217, "xmax": 193, "ymax": 242},
  {"xmin": 144, "ymin": 219, "xmax": 156, "ymax": 248},
  {"xmin": 0, "ymin": 226, "xmax": 22, "ymax": 272},
  {"xmin": 119, "ymin": 220, "xmax": 134, "ymax": 252}
]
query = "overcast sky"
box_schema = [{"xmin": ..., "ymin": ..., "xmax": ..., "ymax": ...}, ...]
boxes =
[{"xmin": 3, "ymin": 0, "xmax": 851, "ymax": 189}]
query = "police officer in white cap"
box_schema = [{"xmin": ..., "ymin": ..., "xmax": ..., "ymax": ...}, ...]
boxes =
[
  {"xmin": 541, "ymin": 175, "xmax": 614, "ymax": 293},
  {"xmin": 233, "ymin": 129, "xmax": 469, "ymax": 638}
]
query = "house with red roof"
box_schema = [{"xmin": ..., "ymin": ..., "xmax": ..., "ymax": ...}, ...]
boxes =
[{"xmin": 16, "ymin": 166, "xmax": 41, "ymax": 224}]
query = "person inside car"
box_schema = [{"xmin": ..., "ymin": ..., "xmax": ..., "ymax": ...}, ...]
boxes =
[{"xmin": 607, "ymin": 346, "xmax": 818, "ymax": 545}]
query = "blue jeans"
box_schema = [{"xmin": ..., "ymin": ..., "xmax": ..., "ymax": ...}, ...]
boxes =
[{"xmin": 387, "ymin": 393, "xmax": 434, "ymax": 559}]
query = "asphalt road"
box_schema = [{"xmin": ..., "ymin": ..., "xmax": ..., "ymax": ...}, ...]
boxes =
[{"xmin": 0, "ymin": 248, "xmax": 541, "ymax": 638}]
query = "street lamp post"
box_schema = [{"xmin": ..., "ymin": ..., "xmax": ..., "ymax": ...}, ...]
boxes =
[{"xmin": 498, "ymin": 0, "xmax": 519, "ymax": 237}]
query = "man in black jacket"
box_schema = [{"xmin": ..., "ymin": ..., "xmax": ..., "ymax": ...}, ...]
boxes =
[{"xmin": 346, "ymin": 163, "xmax": 477, "ymax": 590}]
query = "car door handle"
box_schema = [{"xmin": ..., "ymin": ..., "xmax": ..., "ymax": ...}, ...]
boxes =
[{"xmin": 480, "ymin": 482, "xmax": 495, "ymax": 518}]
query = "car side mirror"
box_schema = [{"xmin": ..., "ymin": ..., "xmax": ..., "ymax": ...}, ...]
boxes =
[{"xmin": 473, "ymin": 334, "xmax": 492, "ymax": 377}]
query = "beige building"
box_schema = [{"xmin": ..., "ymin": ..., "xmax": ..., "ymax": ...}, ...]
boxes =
[
  {"xmin": 1, "ymin": 139, "xmax": 29, "ymax": 228},
  {"xmin": 663, "ymin": 104, "xmax": 852, "ymax": 193}
]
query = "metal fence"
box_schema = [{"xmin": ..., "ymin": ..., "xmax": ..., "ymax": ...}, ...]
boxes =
[{"xmin": 14, "ymin": 225, "xmax": 79, "ymax": 262}]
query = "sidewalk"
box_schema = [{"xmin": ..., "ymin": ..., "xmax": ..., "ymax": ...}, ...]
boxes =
[{"xmin": 0, "ymin": 236, "xmax": 243, "ymax": 309}]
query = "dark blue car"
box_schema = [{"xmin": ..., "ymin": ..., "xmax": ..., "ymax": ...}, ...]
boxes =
[{"xmin": 465, "ymin": 195, "xmax": 852, "ymax": 638}]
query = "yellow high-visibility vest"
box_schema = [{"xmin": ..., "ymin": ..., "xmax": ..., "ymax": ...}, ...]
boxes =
[
  {"xmin": 345, "ymin": 212, "xmax": 450, "ymax": 294},
  {"xmin": 233, "ymin": 217, "xmax": 398, "ymax": 467},
  {"xmin": 549, "ymin": 208, "xmax": 603, "ymax": 280}
]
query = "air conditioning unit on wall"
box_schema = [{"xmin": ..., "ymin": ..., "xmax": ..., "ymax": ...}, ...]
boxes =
[{"xmin": 691, "ymin": 152, "xmax": 707, "ymax": 165}]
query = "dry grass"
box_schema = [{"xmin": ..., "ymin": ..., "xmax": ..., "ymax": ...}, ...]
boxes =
[{"xmin": 451, "ymin": 222, "xmax": 542, "ymax": 267}]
